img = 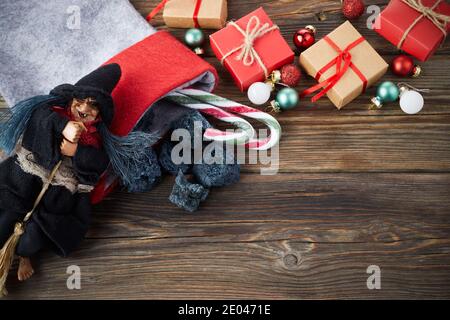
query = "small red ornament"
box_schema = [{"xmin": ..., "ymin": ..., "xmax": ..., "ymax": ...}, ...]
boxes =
[
  {"xmin": 293, "ymin": 25, "xmax": 316, "ymax": 51},
  {"xmin": 391, "ymin": 54, "xmax": 421, "ymax": 77},
  {"xmin": 341, "ymin": 0, "xmax": 365, "ymax": 20},
  {"xmin": 280, "ymin": 64, "xmax": 302, "ymax": 87}
]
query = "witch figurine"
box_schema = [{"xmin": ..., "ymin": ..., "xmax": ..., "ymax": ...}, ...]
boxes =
[{"xmin": 0, "ymin": 63, "xmax": 158, "ymax": 295}]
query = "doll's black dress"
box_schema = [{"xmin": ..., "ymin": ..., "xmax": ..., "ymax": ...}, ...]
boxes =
[{"xmin": 0, "ymin": 103, "xmax": 108, "ymax": 257}]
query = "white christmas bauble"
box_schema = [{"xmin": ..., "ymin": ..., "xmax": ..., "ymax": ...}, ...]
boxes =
[
  {"xmin": 399, "ymin": 90, "xmax": 424, "ymax": 114},
  {"xmin": 247, "ymin": 82, "xmax": 272, "ymax": 105}
]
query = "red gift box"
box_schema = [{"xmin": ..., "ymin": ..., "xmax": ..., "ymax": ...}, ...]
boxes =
[
  {"xmin": 210, "ymin": 7, "xmax": 294, "ymax": 91},
  {"xmin": 374, "ymin": 0, "xmax": 450, "ymax": 61}
]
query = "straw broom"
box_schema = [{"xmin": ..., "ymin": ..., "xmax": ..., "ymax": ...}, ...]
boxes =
[{"xmin": 0, "ymin": 160, "xmax": 62, "ymax": 297}]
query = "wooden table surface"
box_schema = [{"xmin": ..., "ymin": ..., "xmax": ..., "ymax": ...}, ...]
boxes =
[{"xmin": 1, "ymin": 0, "xmax": 450, "ymax": 299}]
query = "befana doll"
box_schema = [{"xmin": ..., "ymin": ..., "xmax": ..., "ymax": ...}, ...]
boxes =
[{"xmin": 0, "ymin": 63, "xmax": 158, "ymax": 295}]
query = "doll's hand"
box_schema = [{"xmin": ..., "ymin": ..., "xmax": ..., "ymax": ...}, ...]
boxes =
[
  {"xmin": 62, "ymin": 121, "xmax": 87, "ymax": 143},
  {"xmin": 60, "ymin": 139, "xmax": 78, "ymax": 157}
]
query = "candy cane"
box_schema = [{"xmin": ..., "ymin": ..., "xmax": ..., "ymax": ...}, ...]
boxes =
[
  {"xmin": 165, "ymin": 92, "xmax": 255, "ymax": 145},
  {"xmin": 177, "ymin": 88, "xmax": 281, "ymax": 150}
]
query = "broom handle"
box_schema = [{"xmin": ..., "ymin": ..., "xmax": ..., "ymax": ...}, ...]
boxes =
[{"xmin": 22, "ymin": 160, "xmax": 63, "ymax": 224}]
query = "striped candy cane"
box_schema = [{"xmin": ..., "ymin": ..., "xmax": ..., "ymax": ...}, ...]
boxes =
[
  {"xmin": 165, "ymin": 91, "xmax": 255, "ymax": 145},
  {"xmin": 176, "ymin": 88, "xmax": 281, "ymax": 150}
]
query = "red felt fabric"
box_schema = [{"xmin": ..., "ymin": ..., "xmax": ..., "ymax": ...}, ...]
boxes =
[
  {"xmin": 90, "ymin": 30, "xmax": 218, "ymax": 204},
  {"xmin": 105, "ymin": 31, "xmax": 217, "ymax": 137}
]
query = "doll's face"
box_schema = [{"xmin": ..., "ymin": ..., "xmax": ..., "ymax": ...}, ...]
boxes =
[{"xmin": 70, "ymin": 98, "xmax": 100, "ymax": 123}]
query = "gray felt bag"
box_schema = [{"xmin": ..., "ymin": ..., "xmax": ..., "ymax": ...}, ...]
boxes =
[{"xmin": 0, "ymin": 0, "xmax": 154, "ymax": 107}]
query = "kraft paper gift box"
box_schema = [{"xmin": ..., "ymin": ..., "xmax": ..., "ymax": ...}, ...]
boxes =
[
  {"xmin": 163, "ymin": 0, "xmax": 227, "ymax": 29},
  {"xmin": 300, "ymin": 21, "xmax": 388, "ymax": 109},
  {"xmin": 374, "ymin": 0, "xmax": 450, "ymax": 61},
  {"xmin": 210, "ymin": 7, "xmax": 294, "ymax": 91}
]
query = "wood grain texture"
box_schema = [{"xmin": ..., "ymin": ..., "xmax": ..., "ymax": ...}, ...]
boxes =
[
  {"xmin": 1, "ymin": 0, "xmax": 450, "ymax": 299},
  {"xmin": 5, "ymin": 174, "xmax": 450, "ymax": 299}
]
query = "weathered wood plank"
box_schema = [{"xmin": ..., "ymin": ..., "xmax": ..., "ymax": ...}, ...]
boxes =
[
  {"xmin": 4, "ymin": 173, "xmax": 449, "ymax": 299},
  {"xmin": 92, "ymin": 173, "xmax": 450, "ymax": 240},
  {"xmin": 4, "ymin": 238, "xmax": 450, "ymax": 300},
  {"xmin": 269, "ymin": 114, "xmax": 450, "ymax": 172},
  {"xmin": 2, "ymin": 59, "xmax": 450, "ymax": 173},
  {"xmin": 5, "ymin": 237, "xmax": 450, "ymax": 299},
  {"xmin": 209, "ymin": 111, "xmax": 450, "ymax": 173}
]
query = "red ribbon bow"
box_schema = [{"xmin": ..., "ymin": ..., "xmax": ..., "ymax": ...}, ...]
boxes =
[
  {"xmin": 301, "ymin": 36, "xmax": 367, "ymax": 102},
  {"xmin": 146, "ymin": 0, "xmax": 202, "ymax": 28}
]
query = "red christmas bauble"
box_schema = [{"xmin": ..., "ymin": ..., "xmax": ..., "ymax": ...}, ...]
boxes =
[
  {"xmin": 280, "ymin": 64, "xmax": 302, "ymax": 87},
  {"xmin": 391, "ymin": 54, "xmax": 420, "ymax": 77},
  {"xmin": 293, "ymin": 26, "xmax": 315, "ymax": 51},
  {"xmin": 342, "ymin": 0, "xmax": 365, "ymax": 19}
]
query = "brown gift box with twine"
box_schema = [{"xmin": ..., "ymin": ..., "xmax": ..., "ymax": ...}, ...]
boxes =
[{"xmin": 300, "ymin": 21, "xmax": 388, "ymax": 109}]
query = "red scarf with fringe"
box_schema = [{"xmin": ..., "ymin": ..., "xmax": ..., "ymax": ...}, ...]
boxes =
[{"xmin": 52, "ymin": 106, "xmax": 102, "ymax": 149}]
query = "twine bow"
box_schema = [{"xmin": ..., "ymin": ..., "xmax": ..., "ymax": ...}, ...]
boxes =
[
  {"xmin": 398, "ymin": 0, "xmax": 450, "ymax": 49},
  {"xmin": 220, "ymin": 16, "xmax": 279, "ymax": 78}
]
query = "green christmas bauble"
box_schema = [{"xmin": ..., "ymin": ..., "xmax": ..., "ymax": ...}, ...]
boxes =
[
  {"xmin": 376, "ymin": 81, "xmax": 400, "ymax": 103},
  {"xmin": 184, "ymin": 28, "xmax": 204, "ymax": 47},
  {"xmin": 275, "ymin": 88, "xmax": 299, "ymax": 111}
]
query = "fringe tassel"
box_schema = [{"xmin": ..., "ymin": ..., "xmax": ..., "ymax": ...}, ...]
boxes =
[
  {"xmin": 98, "ymin": 123, "xmax": 160, "ymax": 190},
  {"xmin": 0, "ymin": 223, "xmax": 25, "ymax": 297},
  {"xmin": 0, "ymin": 95, "xmax": 62, "ymax": 154}
]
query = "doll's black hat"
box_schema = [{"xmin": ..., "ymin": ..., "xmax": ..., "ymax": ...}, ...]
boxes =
[{"xmin": 50, "ymin": 63, "xmax": 122, "ymax": 126}]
